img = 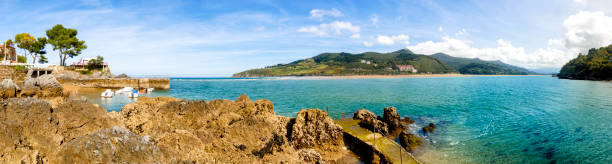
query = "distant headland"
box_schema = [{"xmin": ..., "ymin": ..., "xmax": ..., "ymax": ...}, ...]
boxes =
[{"xmin": 233, "ymin": 49, "xmax": 536, "ymax": 77}]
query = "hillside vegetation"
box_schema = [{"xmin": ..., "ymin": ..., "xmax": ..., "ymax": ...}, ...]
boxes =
[
  {"xmin": 431, "ymin": 53, "xmax": 531, "ymax": 75},
  {"xmin": 233, "ymin": 49, "xmax": 534, "ymax": 77},
  {"xmin": 558, "ymin": 44, "xmax": 612, "ymax": 80},
  {"xmin": 233, "ymin": 49, "xmax": 456, "ymax": 77}
]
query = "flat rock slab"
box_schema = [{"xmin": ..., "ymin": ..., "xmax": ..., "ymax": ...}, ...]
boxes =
[{"xmin": 337, "ymin": 119, "xmax": 420, "ymax": 164}]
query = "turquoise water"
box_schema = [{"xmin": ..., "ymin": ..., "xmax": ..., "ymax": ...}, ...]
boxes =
[{"xmin": 88, "ymin": 76, "xmax": 612, "ymax": 163}]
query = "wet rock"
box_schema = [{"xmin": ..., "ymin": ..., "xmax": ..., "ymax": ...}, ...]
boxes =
[
  {"xmin": 422, "ymin": 123, "xmax": 436, "ymax": 134},
  {"xmin": 49, "ymin": 126, "xmax": 167, "ymax": 163},
  {"xmin": 353, "ymin": 109, "xmax": 388, "ymax": 135},
  {"xmin": 399, "ymin": 132, "xmax": 422, "ymax": 152},
  {"xmin": 290, "ymin": 109, "xmax": 343, "ymax": 149},
  {"xmin": 382, "ymin": 107, "xmax": 405, "ymax": 134},
  {"xmin": 0, "ymin": 79, "xmax": 19, "ymax": 99}
]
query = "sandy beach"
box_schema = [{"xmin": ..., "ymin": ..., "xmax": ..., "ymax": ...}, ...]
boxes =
[{"xmin": 264, "ymin": 74, "xmax": 550, "ymax": 80}]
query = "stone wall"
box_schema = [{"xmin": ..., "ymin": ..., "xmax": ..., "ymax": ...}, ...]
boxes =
[
  {"xmin": 60, "ymin": 78, "xmax": 170, "ymax": 90},
  {"xmin": 0, "ymin": 66, "xmax": 27, "ymax": 85}
]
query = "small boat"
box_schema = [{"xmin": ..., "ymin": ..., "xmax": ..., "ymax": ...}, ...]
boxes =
[
  {"xmin": 115, "ymin": 87, "xmax": 134, "ymax": 94},
  {"xmin": 146, "ymin": 88, "xmax": 154, "ymax": 93},
  {"xmin": 101, "ymin": 89, "xmax": 114, "ymax": 98},
  {"xmin": 128, "ymin": 89, "xmax": 139, "ymax": 98}
]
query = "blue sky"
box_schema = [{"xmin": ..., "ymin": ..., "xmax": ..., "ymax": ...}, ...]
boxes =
[{"xmin": 2, "ymin": 0, "xmax": 612, "ymax": 76}]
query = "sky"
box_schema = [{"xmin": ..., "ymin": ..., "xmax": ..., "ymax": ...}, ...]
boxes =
[{"xmin": 1, "ymin": 0, "xmax": 612, "ymax": 76}]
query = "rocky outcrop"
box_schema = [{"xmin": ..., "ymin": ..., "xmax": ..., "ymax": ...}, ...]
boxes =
[
  {"xmin": 119, "ymin": 95, "xmax": 349, "ymax": 163},
  {"xmin": 422, "ymin": 123, "xmax": 436, "ymax": 134},
  {"xmin": 0, "ymin": 98, "xmax": 121, "ymax": 163},
  {"xmin": 49, "ymin": 126, "xmax": 166, "ymax": 163},
  {"xmin": 0, "ymin": 94, "xmax": 353, "ymax": 163},
  {"xmin": 354, "ymin": 109, "xmax": 389, "ymax": 135},
  {"xmin": 290, "ymin": 109, "xmax": 343, "ymax": 149},
  {"xmin": 21, "ymin": 74, "xmax": 65, "ymax": 98},
  {"xmin": 383, "ymin": 107, "xmax": 405, "ymax": 134},
  {"xmin": 399, "ymin": 131, "xmax": 422, "ymax": 152},
  {"xmin": 0, "ymin": 79, "xmax": 19, "ymax": 99}
]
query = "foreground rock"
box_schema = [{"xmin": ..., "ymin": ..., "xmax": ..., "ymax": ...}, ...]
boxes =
[
  {"xmin": 117, "ymin": 94, "xmax": 351, "ymax": 163},
  {"xmin": 0, "ymin": 79, "xmax": 19, "ymax": 99},
  {"xmin": 0, "ymin": 94, "xmax": 353, "ymax": 163},
  {"xmin": 20, "ymin": 74, "xmax": 65, "ymax": 98},
  {"xmin": 290, "ymin": 109, "xmax": 344, "ymax": 150},
  {"xmin": 354, "ymin": 109, "xmax": 389, "ymax": 135},
  {"xmin": 0, "ymin": 98, "xmax": 120, "ymax": 163},
  {"xmin": 49, "ymin": 126, "xmax": 165, "ymax": 163},
  {"xmin": 399, "ymin": 132, "xmax": 422, "ymax": 152}
]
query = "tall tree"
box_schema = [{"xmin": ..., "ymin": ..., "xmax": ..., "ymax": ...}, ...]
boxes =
[
  {"xmin": 30, "ymin": 37, "xmax": 48, "ymax": 64},
  {"xmin": 15, "ymin": 33, "xmax": 48, "ymax": 64},
  {"xmin": 14, "ymin": 33, "xmax": 36, "ymax": 63},
  {"xmin": 46, "ymin": 24, "xmax": 87, "ymax": 66}
]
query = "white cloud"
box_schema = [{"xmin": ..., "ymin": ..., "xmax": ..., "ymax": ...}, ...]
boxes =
[
  {"xmin": 310, "ymin": 8, "xmax": 342, "ymax": 19},
  {"xmin": 563, "ymin": 11, "xmax": 612, "ymax": 51},
  {"xmin": 376, "ymin": 34, "xmax": 410, "ymax": 45},
  {"xmin": 406, "ymin": 37, "xmax": 576, "ymax": 69},
  {"xmin": 363, "ymin": 41, "xmax": 373, "ymax": 47},
  {"xmin": 298, "ymin": 21, "xmax": 360, "ymax": 37},
  {"xmin": 350, "ymin": 33, "xmax": 360, "ymax": 38},
  {"xmin": 438, "ymin": 26, "xmax": 443, "ymax": 31},
  {"xmin": 455, "ymin": 28, "xmax": 467, "ymax": 36}
]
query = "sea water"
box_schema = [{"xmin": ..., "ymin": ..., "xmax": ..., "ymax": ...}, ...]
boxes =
[{"xmin": 84, "ymin": 76, "xmax": 612, "ymax": 163}]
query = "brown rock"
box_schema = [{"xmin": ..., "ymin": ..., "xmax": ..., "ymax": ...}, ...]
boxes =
[
  {"xmin": 290, "ymin": 109, "xmax": 343, "ymax": 149},
  {"xmin": 298, "ymin": 149, "xmax": 326, "ymax": 164},
  {"xmin": 422, "ymin": 123, "xmax": 436, "ymax": 134},
  {"xmin": 49, "ymin": 126, "xmax": 167, "ymax": 163},
  {"xmin": 20, "ymin": 75, "xmax": 64, "ymax": 98},
  {"xmin": 353, "ymin": 109, "xmax": 388, "ymax": 135},
  {"xmin": 399, "ymin": 131, "xmax": 422, "ymax": 152},
  {"xmin": 382, "ymin": 107, "xmax": 405, "ymax": 134},
  {"xmin": 0, "ymin": 79, "xmax": 19, "ymax": 99},
  {"xmin": 0, "ymin": 98, "xmax": 122, "ymax": 163}
]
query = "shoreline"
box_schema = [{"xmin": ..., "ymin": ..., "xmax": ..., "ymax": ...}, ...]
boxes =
[{"xmin": 234, "ymin": 74, "xmax": 550, "ymax": 80}]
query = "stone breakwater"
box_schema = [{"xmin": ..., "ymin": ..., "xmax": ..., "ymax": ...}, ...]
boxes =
[{"xmin": 59, "ymin": 78, "xmax": 170, "ymax": 90}]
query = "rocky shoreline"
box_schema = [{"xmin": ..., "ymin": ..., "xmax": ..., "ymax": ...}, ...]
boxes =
[{"xmin": 1, "ymin": 75, "xmax": 427, "ymax": 163}]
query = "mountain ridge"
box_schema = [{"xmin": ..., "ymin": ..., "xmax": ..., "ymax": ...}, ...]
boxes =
[{"xmin": 233, "ymin": 49, "xmax": 533, "ymax": 77}]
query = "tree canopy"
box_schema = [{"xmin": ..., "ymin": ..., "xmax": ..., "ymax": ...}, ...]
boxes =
[
  {"xmin": 558, "ymin": 44, "xmax": 612, "ymax": 80},
  {"xmin": 86, "ymin": 56, "xmax": 105, "ymax": 70},
  {"xmin": 14, "ymin": 33, "xmax": 48, "ymax": 64},
  {"xmin": 46, "ymin": 24, "xmax": 87, "ymax": 66}
]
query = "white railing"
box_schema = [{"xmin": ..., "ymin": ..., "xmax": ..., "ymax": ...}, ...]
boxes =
[{"xmin": 0, "ymin": 61, "xmax": 57, "ymax": 69}]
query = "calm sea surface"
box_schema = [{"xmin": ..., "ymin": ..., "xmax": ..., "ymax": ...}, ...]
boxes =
[{"xmin": 82, "ymin": 76, "xmax": 612, "ymax": 163}]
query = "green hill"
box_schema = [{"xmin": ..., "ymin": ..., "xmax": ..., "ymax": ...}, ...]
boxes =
[
  {"xmin": 232, "ymin": 49, "xmax": 456, "ymax": 77},
  {"xmin": 558, "ymin": 44, "xmax": 612, "ymax": 80},
  {"xmin": 430, "ymin": 53, "xmax": 531, "ymax": 75}
]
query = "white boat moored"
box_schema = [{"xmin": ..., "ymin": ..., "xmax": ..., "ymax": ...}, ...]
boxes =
[{"xmin": 101, "ymin": 89, "xmax": 114, "ymax": 98}]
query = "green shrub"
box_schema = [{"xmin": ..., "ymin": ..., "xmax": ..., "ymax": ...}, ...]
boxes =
[{"xmin": 17, "ymin": 55, "xmax": 27, "ymax": 63}]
